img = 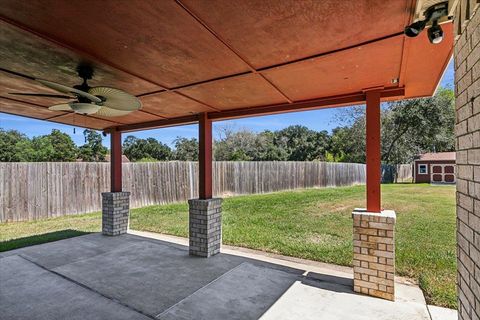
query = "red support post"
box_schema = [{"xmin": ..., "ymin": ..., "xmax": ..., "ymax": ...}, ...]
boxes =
[
  {"xmin": 365, "ymin": 89, "xmax": 382, "ymax": 212},
  {"xmin": 110, "ymin": 130, "xmax": 122, "ymax": 192},
  {"xmin": 198, "ymin": 113, "xmax": 213, "ymax": 199}
]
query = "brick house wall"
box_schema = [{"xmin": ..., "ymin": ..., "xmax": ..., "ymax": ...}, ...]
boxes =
[{"xmin": 454, "ymin": 1, "xmax": 480, "ymax": 320}]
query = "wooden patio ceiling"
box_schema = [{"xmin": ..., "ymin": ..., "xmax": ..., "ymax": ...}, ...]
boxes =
[{"xmin": 0, "ymin": 0, "xmax": 453, "ymax": 132}]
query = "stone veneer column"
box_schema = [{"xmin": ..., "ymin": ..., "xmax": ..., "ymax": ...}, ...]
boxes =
[
  {"xmin": 102, "ymin": 192, "xmax": 130, "ymax": 236},
  {"xmin": 353, "ymin": 209, "xmax": 396, "ymax": 301},
  {"xmin": 188, "ymin": 198, "xmax": 222, "ymax": 257}
]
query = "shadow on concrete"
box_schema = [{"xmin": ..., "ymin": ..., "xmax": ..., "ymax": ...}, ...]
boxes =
[
  {"xmin": 0, "ymin": 229, "xmax": 91, "ymax": 252},
  {"xmin": 302, "ymin": 271, "xmax": 354, "ymax": 294}
]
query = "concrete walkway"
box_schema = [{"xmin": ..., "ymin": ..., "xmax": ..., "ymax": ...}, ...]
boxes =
[{"xmin": 0, "ymin": 232, "xmax": 455, "ymax": 320}]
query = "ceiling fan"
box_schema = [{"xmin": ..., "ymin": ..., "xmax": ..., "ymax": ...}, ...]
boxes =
[{"xmin": 8, "ymin": 64, "xmax": 141, "ymax": 117}]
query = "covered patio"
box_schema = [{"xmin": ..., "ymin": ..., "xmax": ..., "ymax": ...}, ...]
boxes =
[
  {"xmin": 1, "ymin": 232, "xmax": 435, "ymax": 320},
  {"xmin": 0, "ymin": 0, "xmax": 461, "ymax": 318}
]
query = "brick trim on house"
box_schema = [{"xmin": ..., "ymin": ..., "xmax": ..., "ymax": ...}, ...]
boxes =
[{"xmin": 454, "ymin": 2, "xmax": 480, "ymax": 320}]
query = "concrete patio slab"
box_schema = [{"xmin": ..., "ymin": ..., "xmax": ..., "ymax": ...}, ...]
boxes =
[
  {"xmin": 0, "ymin": 233, "xmax": 146, "ymax": 268},
  {"xmin": 428, "ymin": 305, "xmax": 458, "ymax": 320},
  {"xmin": 0, "ymin": 255, "xmax": 150, "ymax": 320},
  {"xmin": 0, "ymin": 233, "xmax": 440, "ymax": 320},
  {"xmin": 260, "ymin": 277, "xmax": 430, "ymax": 320},
  {"xmin": 52, "ymin": 240, "xmax": 245, "ymax": 316},
  {"xmin": 158, "ymin": 262, "xmax": 299, "ymax": 320}
]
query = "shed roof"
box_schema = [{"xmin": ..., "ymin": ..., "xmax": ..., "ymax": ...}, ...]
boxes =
[
  {"xmin": 0, "ymin": 1, "xmax": 453, "ymax": 132},
  {"xmin": 416, "ymin": 152, "xmax": 456, "ymax": 161}
]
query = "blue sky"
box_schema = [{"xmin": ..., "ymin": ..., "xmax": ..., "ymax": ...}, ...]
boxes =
[{"xmin": 0, "ymin": 60, "xmax": 454, "ymax": 147}]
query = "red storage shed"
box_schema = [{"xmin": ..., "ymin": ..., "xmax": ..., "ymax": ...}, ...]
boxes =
[{"xmin": 414, "ymin": 152, "xmax": 456, "ymax": 184}]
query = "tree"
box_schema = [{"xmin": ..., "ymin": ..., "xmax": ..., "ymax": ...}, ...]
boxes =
[
  {"xmin": 331, "ymin": 87, "xmax": 455, "ymax": 164},
  {"xmin": 329, "ymin": 125, "xmax": 366, "ymax": 163},
  {"xmin": 173, "ymin": 137, "xmax": 198, "ymax": 161},
  {"xmin": 77, "ymin": 129, "xmax": 108, "ymax": 162},
  {"xmin": 0, "ymin": 129, "xmax": 34, "ymax": 161},
  {"xmin": 253, "ymin": 131, "xmax": 289, "ymax": 161},
  {"xmin": 215, "ymin": 127, "xmax": 258, "ymax": 161},
  {"xmin": 123, "ymin": 136, "xmax": 172, "ymax": 162},
  {"xmin": 214, "ymin": 127, "xmax": 289, "ymax": 161},
  {"xmin": 31, "ymin": 129, "xmax": 77, "ymax": 162},
  {"xmin": 274, "ymin": 125, "xmax": 330, "ymax": 161},
  {"xmin": 381, "ymin": 88, "xmax": 455, "ymax": 164}
]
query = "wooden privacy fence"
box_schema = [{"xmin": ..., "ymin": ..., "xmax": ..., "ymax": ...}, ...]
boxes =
[
  {"xmin": 381, "ymin": 164, "xmax": 413, "ymax": 183},
  {"xmin": 0, "ymin": 161, "xmax": 370, "ymax": 222},
  {"xmin": 0, "ymin": 161, "xmax": 411, "ymax": 222}
]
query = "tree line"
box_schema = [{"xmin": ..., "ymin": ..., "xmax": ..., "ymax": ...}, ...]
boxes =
[
  {"xmin": 0, "ymin": 88, "xmax": 454, "ymax": 165},
  {"xmin": 0, "ymin": 129, "xmax": 108, "ymax": 162}
]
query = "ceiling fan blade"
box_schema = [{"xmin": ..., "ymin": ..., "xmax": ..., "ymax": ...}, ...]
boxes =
[
  {"xmin": 36, "ymin": 79, "xmax": 102, "ymax": 103},
  {"xmin": 48, "ymin": 103, "xmax": 74, "ymax": 111},
  {"xmin": 89, "ymin": 87, "xmax": 141, "ymax": 111},
  {"xmin": 9, "ymin": 92, "xmax": 74, "ymax": 99},
  {"xmin": 94, "ymin": 106, "xmax": 132, "ymax": 117}
]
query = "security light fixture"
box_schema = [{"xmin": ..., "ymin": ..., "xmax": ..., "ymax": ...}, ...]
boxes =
[
  {"xmin": 404, "ymin": 1, "xmax": 449, "ymax": 44},
  {"xmin": 404, "ymin": 20, "xmax": 426, "ymax": 37},
  {"xmin": 427, "ymin": 21, "xmax": 444, "ymax": 44}
]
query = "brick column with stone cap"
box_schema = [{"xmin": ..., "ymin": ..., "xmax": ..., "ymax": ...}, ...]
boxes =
[
  {"xmin": 189, "ymin": 198, "xmax": 222, "ymax": 257},
  {"xmin": 352, "ymin": 209, "xmax": 396, "ymax": 301},
  {"xmin": 102, "ymin": 192, "xmax": 130, "ymax": 236}
]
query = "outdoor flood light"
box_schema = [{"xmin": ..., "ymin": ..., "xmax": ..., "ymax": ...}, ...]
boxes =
[
  {"xmin": 404, "ymin": 1, "xmax": 449, "ymax": 44},
  {"xmin": 427, "ymin": 21, "xmax": 444, "ymax": 44},
  {"xmin": 404, "ymin": 20, "xmax": 426, "ymax": 37}
]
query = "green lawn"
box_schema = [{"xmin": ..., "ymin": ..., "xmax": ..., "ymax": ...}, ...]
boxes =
[{"xmin": 0, "ymin": 184, "xmax": 456, "ymax": 308}]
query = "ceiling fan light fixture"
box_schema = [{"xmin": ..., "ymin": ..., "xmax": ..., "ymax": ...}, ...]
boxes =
[
  {"xmin": 13, "ymin": 64, "xmax": 141, "ymax": 118},
  {"xmin": 70, "ymin": 102, "xmax": 101, "ymax": 115}
]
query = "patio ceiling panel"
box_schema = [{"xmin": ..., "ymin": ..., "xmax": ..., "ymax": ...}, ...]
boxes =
[
  {"xmin": 260, "ymin": 36, "xmax": 404, "ymax": 101},
  {"xmin": 0, "ymin": 21, "xmax": 167, "ymax": 126},
  {"xmin": 177, "ymin": 74, "xmax": 289, "ymax": 110},
  {"xmin": 140, "ymin": 92, "xmax": 214, "ymax": 118},
  {"xmin": 179, "ymin": 0, "xmax": 412, "ymax": 69},
  {"xmin": 0, "ymin": 22, "xmax": 160, "ymax": 97},
  {"xmin": 0, "ymin": 0, "xmax": 250, "ymax": 89},
  {"xmin": 403, "ymin": 23, "xmax": 454, "ymax": 98},
  {"xmin": 0, "ymin": 70, "xmax": 69, "ymax": 107},
  {"xmin": 0, "ymin": 98, "xmax": 65, "ymax": 120}
]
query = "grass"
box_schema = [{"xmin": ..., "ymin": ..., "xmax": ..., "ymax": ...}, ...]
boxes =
[
  {"xmin": 0, "ymin": 184, "xmax": 456, "ymax": 308},
  {"xmin": 0, "ymin": 212, "xmax": 101, "ymax": 251}
]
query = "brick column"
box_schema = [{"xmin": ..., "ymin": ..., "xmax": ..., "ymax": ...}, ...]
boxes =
[
  {"xmin": 353, "ymin": 209, "xmax": 396, "ymax": 301},
  {"xmin": 188, "ymin": 198, "xmax": 222, "ymax": 257},
  {"xmin": 102, "ymin": 192, "xmax": 130, "ymax": 236}
]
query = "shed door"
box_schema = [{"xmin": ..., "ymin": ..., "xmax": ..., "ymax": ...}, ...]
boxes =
[{"xmin": 430, "ymin": 164, "xmax": 456, "ymax": 183}]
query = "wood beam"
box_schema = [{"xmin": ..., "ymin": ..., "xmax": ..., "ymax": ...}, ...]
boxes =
[
  {"xmin": 198, "ymin": 112, "xmax": 213, "ymax": 199},
  {"xmin": 113, "ymin": 88, "xmax": 405, "ymax": 132},
  {"xmin": 112, "ymin": 115, "xmax": 200, "ymax": 133},
  {"xmin": 110, "ymin": 130, "xmax": 122, "ymax": 192},
  {"xmin": 365, "ymin": 89, "xmax": 382, "ymax": 213}
]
